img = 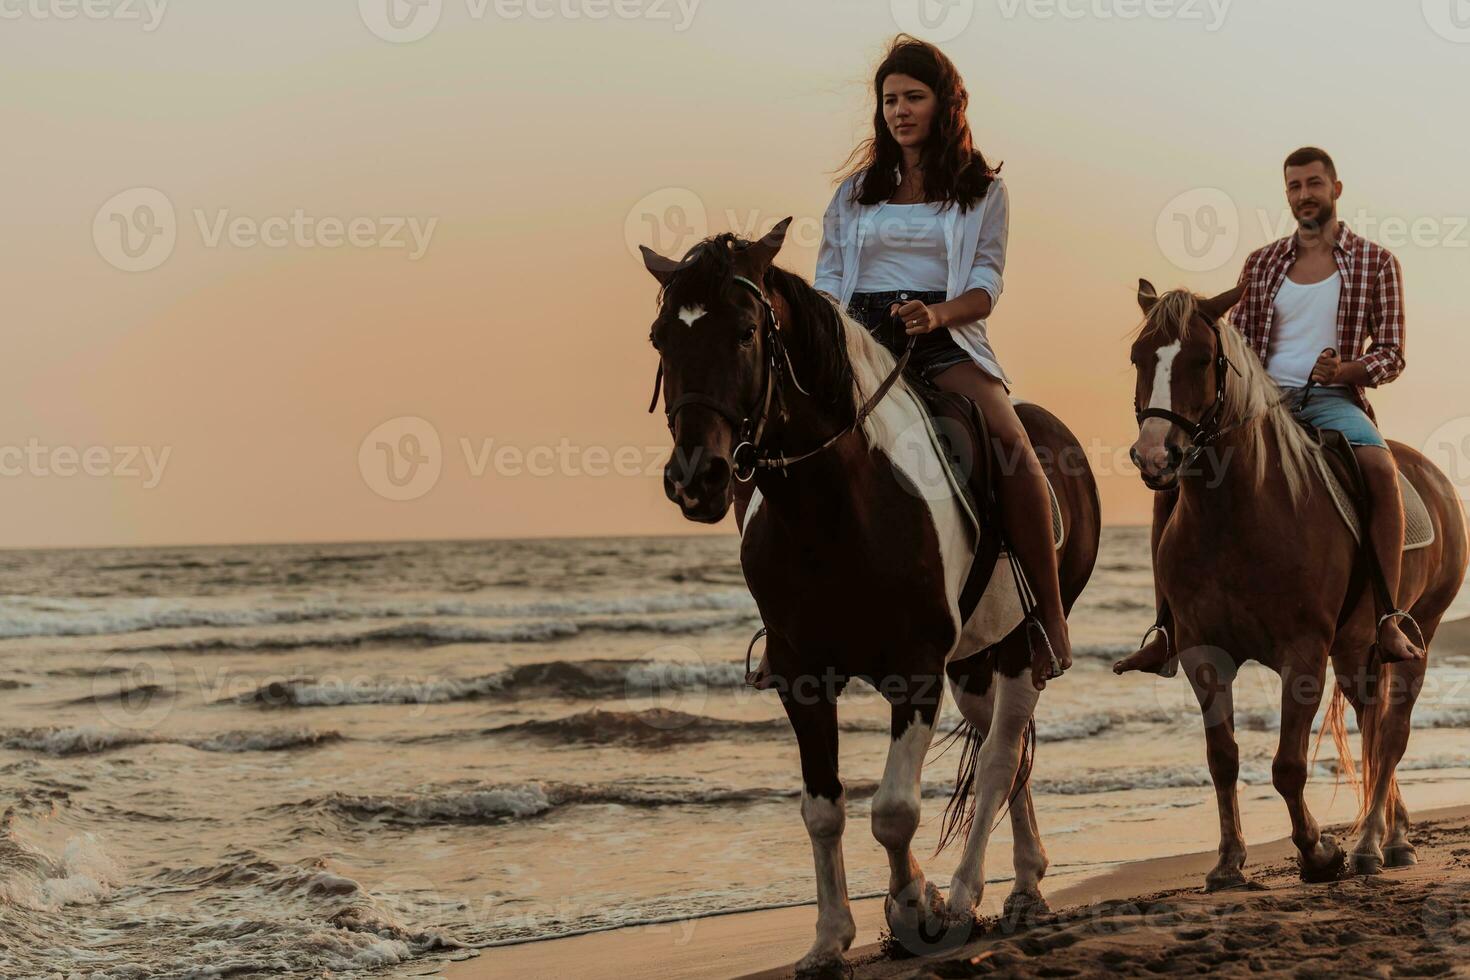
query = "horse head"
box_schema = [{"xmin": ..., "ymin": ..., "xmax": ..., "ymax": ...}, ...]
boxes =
[
  {"xmin": 641, "ymin": 218, "xmax": 793, "ymax": 523},
  {"xmin": 1128, "ymin": 279, "xmax": 1243, "ymax": 490}
]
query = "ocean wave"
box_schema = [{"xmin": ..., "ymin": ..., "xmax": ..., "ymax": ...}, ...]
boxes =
[
  {"xmin": 483, "ymin": 708, "xmax": 790, "ymax": 747},
  {"xmin": 111, "ymin": 610, "xmax": 758, "ymax": 655},
  {"xmin": 0, "ymin": 589, "xmax": 758, "ymax": 640},
  {"xmin": 237, "ymin": 658, "xmax": 749, "ymax": 707},
  {"xmin": 1, "ymin": 726, "xmax": 343, "ymax": 756}
]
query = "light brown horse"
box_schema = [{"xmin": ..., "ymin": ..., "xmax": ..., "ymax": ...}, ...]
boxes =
[
  {"xmin": 641, "ymin": 221, "xmax": 1100, "ymax": 975},
  {"xmin": 1127, "ymin": 281, "xmax": 1469, "ymax": 888}
]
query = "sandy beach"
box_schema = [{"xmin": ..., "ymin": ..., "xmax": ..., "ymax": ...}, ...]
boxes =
[{"xmin": 452, "ymin": 619, "xmax": 1470, "ymax": 980}]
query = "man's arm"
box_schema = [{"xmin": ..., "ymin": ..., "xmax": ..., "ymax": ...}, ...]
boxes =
[{"xmin": 1355, "ymin": 251, "xmax": 1406, "ymax": 386}]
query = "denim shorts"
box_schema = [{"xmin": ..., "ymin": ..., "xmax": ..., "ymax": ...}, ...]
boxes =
[
  {"xmin": 1282, "ymin": 385, "xmax": 1388, "ymax": 449},
  {"xmin": 847, "ymin": 289, "xmax": 973, "ymax": 384}
]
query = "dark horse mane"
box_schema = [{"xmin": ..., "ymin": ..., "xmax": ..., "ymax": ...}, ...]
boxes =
[{"xmin": 656, "ymin": 233, "xmax": 859, "ymax": 413}]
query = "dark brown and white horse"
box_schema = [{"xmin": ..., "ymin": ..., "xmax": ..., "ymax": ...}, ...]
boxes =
[
  {"xmin": 641, "ymin": 220, "xmax": 1099, "ymax": 974},
  {"xmin": 1127, "ymin": 281, "xmax": 1469, "ymax": 888}
]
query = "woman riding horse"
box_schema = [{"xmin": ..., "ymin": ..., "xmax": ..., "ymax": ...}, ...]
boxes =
[{"xmin": 750, "ymin": 36, "xmax": 1071, "ymax": 690}]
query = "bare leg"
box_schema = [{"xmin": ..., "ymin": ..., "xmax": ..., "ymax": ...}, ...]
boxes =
[
  {"xmin": 1181, "ymin": 647, "xmax": 1248, "ymax": 890},
  {"xmin": 933, "ymin": 362, "xmax": 1069, "ymax": 690},
  {"xmin": 872, "ymin": 682, "xmax": 945, "ymax": 944},
  {"xmin": 1275, "ymin": 657, "xmax": 1346, "ymax": 882},
  {"xmin": 1356, "ymin": 446, "xmax": 1422, "ymax": 663},
  {"xmin": 780, "ymin": 684, "xmax": 855, "ymax": 971},
  {"xmin": 1114, "ymin": 487, "xmax": 1179, "ymax": 675}
]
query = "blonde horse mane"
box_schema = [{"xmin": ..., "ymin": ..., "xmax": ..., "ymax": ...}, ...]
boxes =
[{"xmin": 1138, "ymin": 289, "xmax": 1322, "ymax": 507}]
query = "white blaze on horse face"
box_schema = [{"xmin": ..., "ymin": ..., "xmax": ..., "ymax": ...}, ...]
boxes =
[
  {"xmin": 677, "ymin": 305, "xmax": 707, "ymax": 327},
  {"xmin": 1139, "ymin": 340, "xmax": 1182, "ymax": 445}
]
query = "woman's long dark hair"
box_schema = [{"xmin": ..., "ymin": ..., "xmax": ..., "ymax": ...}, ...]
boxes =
[{"xmin": 837, "ymin": 35, "xmax": 1000, "ymax": 212}]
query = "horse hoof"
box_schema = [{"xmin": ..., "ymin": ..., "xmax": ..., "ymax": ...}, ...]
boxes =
[
  {"xmin": 1204, "ymin": 868, "xmax": 1249, "ymax": 892},
  {"xmin": 885, "ymin": 881, "xmax": 973, "ymax": 958},
  {"xmin": 1350, "ymin": 850, "xmax": 1384, "ymax": 876},
  {"xmin": 794, "ymin": 956, "xmax": 851, "ymax": 980},
  {"xmin": 1299, "ymin": 835, "xmax": 1347, "ymax": 883},
  {"xmin": 1384, "ymin": 844, "xmax": 1419, "ymax": 868},
  {"xmin": 1003, "ymin": 889, "xmax": 1051, "ymax": 924}
]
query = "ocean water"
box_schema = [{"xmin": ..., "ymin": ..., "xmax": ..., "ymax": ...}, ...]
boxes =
[{"xmin": 1, "ymin": 531, "xmax": 1467, "ymax": 977}]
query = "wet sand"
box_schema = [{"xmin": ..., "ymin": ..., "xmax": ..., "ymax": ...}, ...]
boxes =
[{"xmin": 450, "ymin": 617, "xmax": 1470, "ymax": 979}]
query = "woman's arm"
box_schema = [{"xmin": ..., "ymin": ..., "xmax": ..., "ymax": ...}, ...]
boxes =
[
  {"xmin": 895, "ymin": 180, "xmax": 1009, "ymax": 333},
  {"xmin": 812, "ymin": 183, "xmax": 846, "ymax": 302}
]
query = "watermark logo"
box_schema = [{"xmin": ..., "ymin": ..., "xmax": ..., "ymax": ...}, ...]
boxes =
[
  {"xmin": 359, "ymin": 0, "xmax": 443, "ymax": 42},
  {"xmin": 1423, "ymin": 415, "xmax": 1470, "ymax": 502},
  {"xmin": 992, "ymin": 0, "xmax": 1231, "ymax": 30},
  {"xmin": 625, "ymin": 187, "xmax": 708, "ymax": 261},
  {"xmin": 92, "ymin": 652, "xmax": 177, "ymax": 730},
  {"xmin": 1423, "ymin": 0, "xmax": 1470, "ymax": 43},
  {"xmin": 93, "ymin": 187, "xmax": 177, "ymax": 273},
  {"xmin": 0, "ymin": 0, "xmax": 169, "ymax": 30},
  {"xmin": 359, "ymin": 416, "xmax": 443, "ymax": 501},
  {"xmin": 890, "ymin": 0, "xmax": 975, "ymax": 41},
  {"xmin": 1156, "ymin": 187, "xmax": 1239, "ymax": 273}
]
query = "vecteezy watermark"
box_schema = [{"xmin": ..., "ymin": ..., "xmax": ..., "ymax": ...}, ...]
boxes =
[
  {"xmin": 1422, "ymin": 0, "xmax": 1470, "ymax": 43},
  {"xmin": 358, "ymin": 0, "xmax": 701, "ymax": 43},
  {"xmin": 0, "ymin": 440, "xmax": 171, "ymax": 488},
  {"xmin": 995, "ymin": 0, "xmax": 1230, "ymax": 29},
  {"xmin": 1155, "ymin": 187, "xmax": 1240, "ymax": 273},
  {"xmin": 92, "ymin": 652, "xmax": 177, "ymax": 730},
  {"xmin": 889, "ymin": 0, "xmax": 976, "ymax": 42},
  {"xmin": 0, "ymin": 0, "xmax": 168, "ymax": 30},
  {"xmin": 1422, "ymin": 415, "xmax": 1470, "ymax": 502},
  {"xmin": 624, "ymin": 187, "xmax": 709, "ymax": 261},
  {"xmin": 359, "ymin": 417, "xmax": 444, "ymax": 502},
  {"xmin": 93, "ymin": 187, "xmax": 438, "ymax": 272}
]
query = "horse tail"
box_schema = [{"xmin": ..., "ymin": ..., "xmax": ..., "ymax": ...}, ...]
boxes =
[
  {"xmin": 934, "ymin": 716, "xmax": 1035, "ymax": 854},
  {"xmin": 1311, "ymin": 679, "xmax": 1369, "ymax": 830},
  {"xmin": 1353, "ymin": 665, "xmax": 1390, "ymax": 835}
]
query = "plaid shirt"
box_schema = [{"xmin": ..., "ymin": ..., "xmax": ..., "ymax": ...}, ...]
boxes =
[{"xmin": 1229, "ymin": 223, "xmax": 1405, "ymax": 424}]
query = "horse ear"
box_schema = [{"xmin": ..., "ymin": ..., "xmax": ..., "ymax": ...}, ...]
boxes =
[
  {"xmin": 745, "ymin": 217, "xmax": 793, "ymax": 270},
  {"xmin": 1137, "ymin": 278, "xmax": 1158, "ymax": 314},
  {"xmin": 1198, "ymin": 285, "xmax": 1243, "ymax": 324},
  {"xmin": 641, "ymin": 245, "xmax": 690, "ymax": 286}
]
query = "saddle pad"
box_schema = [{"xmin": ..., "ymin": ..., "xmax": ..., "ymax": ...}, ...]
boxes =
[{"xmin": 1313, "ymin": 457, "xmax": 1435, "ymax": 552}]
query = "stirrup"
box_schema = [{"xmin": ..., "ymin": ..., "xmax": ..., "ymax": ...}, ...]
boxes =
[
  {"xmin": 1025, "ymin": 615, "xmax": 1065, "ymax": 681},
  {"xmin": 1138, "ymin": 622, "xmax": 1179, "ymax": 678},
  {"xmin": 743, "ymin": 626, "xmax": 769, "ymax": 689},
  {"xmin": 1372, "ymin": 609, "xmax": 1427, "ymax": 661}
]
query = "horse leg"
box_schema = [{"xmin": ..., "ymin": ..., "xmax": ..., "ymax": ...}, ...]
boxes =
[
  {"xmin": 946, "ymin": 667, "xmax": 1038, "ymax": 919},
  {"xmin": 1385, "ymin": 783, "xmax": 1418, "ymax": 867},
  {"xmin": 1352, "ymin": 657, "xmax": 1426, "ymax": 873},
  {"xmin": 872, "ymin": 675, "xmax": 945, "ymax": 943},
  {"xmin": 1181, "ymin": 646, "xmax": 1247, "ymax": 890},
  {"xmin": 1275, "ymin": 658, "xmax": 1346, "ymax": 882},
  {"xmin": 948, "ymin": 669, "xmax": 1047, "ymax": 917},
  {"xmin": 780, "ymin": 682, "xmax": 855, "ymax": 972}
]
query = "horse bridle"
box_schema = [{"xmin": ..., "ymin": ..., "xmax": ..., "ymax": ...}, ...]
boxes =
[
  {"xmin": 647, "ymin": 273, "xmax": 915, "ymax": 482},
  {"xmin": 1133, "ymin": 313, "xmax": 1242, "ymax": 470}
]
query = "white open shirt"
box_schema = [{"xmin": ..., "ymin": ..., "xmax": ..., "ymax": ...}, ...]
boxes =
[{"xmin": 813, "ymin": 171, "xmax": 1011, "ymax": 385}]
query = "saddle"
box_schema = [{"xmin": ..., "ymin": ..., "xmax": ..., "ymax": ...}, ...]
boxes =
[{"xmin": 906, "ymin": 373, "xmax": 1065, "ymax": 624}]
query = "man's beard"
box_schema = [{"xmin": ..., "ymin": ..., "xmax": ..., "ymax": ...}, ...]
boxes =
[{"xmin": 1295, "ymin": 198, "xmax": 1336, "ymax": 236}]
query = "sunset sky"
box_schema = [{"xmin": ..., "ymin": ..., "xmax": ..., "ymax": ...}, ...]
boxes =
[{"xmin": 4, "ymin": 0, "xmax": 1469, "ymax": 548}]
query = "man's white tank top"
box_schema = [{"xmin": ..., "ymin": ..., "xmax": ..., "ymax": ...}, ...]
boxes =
[{"xmin": 1266, "ymin": 272, "xmax": 1343, "ymax": 389}]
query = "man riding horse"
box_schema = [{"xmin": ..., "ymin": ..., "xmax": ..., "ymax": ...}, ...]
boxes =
[{"xmin": 1119, "ymin": 146, "xmax": 1423, "ymax": 675}]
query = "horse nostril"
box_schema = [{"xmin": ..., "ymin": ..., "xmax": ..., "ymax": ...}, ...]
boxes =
[
  {"xmin": 1129, "ymin": 447, "xmax": 1143, "ymax": 469},
  {"xmin": 1165, "ymin": 444, "xmax": 1184, "ymax": 469},
  {"xmin": 697, "ymin": 455, "xmax": 732, "ymax": 495}
]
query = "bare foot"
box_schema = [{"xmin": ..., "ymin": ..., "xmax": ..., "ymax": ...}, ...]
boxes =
[
  {"xmin": 1031, "ymin": 614, "xmax": 1071, "ymax": 691},
  {"xmin": 1113, "ymin": 632, "xmax": 1174, "ymax": 675},
  {"xmin": 744, "ymin": 652, "xmax": 778, "ymax": 690},
  {"xmin": 1375, "ymin": 619, "xmax": 1424, "ymax": 663}
]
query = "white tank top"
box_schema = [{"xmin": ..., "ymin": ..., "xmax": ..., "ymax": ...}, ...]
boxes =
[
  {"xmin": 1266, "ymin": 272, "xmax": 1343, "ymax": 389},
  {"xmin": 851, "ymin": 201, "xmax": 949, "ymax": 293}
]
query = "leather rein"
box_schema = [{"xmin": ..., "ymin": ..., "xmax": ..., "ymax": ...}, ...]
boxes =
[{"xmin": 647, "ymin": 274, "xmax": 916, "ymax": 482}]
